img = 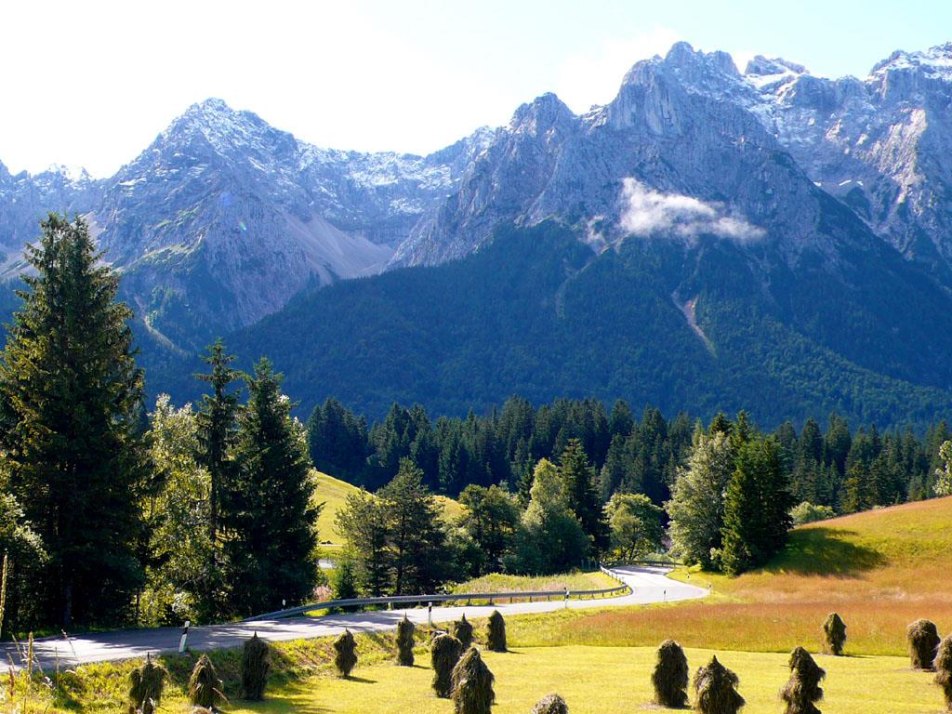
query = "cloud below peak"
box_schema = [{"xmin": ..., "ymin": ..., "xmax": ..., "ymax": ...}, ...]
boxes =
[{"xmin": 619, "ymin": 178, "xmax": 765, "ymax": 243}]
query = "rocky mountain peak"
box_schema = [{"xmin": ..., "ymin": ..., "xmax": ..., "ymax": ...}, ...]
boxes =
[{"xmin": 510, "ymin": 93, "xmax": 576, "ymax": 137}]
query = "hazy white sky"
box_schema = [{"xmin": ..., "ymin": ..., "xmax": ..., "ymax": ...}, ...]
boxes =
[{"xmin": 2, "ymin": 0, "xmax": 949, "ymax": 177}]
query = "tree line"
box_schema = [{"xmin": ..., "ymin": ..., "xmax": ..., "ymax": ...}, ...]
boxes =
[{"xmin": 309, "ymin": 396, "xmax": 952, "ymax": 513}]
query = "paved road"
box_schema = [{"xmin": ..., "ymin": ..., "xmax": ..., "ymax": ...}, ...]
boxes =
[{"xmin": 10, "ymin": 566, "xmax": 707, "ymax": 670}]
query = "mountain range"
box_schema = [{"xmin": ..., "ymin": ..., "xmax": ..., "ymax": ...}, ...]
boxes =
[{"xmin": 4, "ymin": 42, "xmax": 952, "ymax": 427}]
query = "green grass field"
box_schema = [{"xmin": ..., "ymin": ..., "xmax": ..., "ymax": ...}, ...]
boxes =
[
  {"xmin": 451, "ymin": 571, "xmax": 617, "ymax": 595},
  {"xmin": 22, "ymin": 493, "xmax": 952, "ymax": 712},
  {"xmin": 223, "ymin": 645, "xmax": 945, "ymax": 714}
]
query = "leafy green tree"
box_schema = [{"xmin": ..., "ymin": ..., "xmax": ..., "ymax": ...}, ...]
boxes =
[
  {"xmin": 141, "ymin": 396, "xmax": 218, "ymax": 624},
  {"xmin": 457, "ymin": 484, "xmax": 520, "ymax": 575},
  {"xmin": 604, "ymin": 493, "xmax": 664, "ymax": 562},
  {"xmin": 558, "ymin": 439, "xmax": 608, "ymax": 552},
  {"xmin": 223, "ymin": 358, "xmax": 319, "ymax": 616},
  {"xmin": 519, "ymin": 458, "xmax": 589, "ymax": 574},
  {"xmin": 789, "ymin": 501, "xmax": 835, "ymax": 526},
  {"xmin": 934, "ymin": 440, "xmax": 952, "ymax": 496},
  {"xmin": 719, "ymin": 436, "xmax": 793, "ymax": 575},
  {"xmin": 666, "ymin": 429, "xmax": 736, "ymax": 569},
  {"xmin": 0, "ymin": 214, "xmax": 148, "ymax": 629},
  {"xmin": 378, "ymin": 459, "xmax": 450, "ymax": 594}
]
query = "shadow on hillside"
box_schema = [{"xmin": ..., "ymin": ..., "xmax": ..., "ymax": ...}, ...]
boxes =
[{"xmin": 766, "ymin": 528, "xmax": 886, "ymax": 576}]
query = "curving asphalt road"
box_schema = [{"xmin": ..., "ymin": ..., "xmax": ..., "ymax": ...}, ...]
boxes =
[{"xmin": 8, "ymin": 566, "xmax": 707, "ymax": 670}]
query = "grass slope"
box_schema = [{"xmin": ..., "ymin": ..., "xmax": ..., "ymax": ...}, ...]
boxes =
[
  {"xmin": 451, "ymin": 571, "xmax": 617, "ymax": 595},
  {"xmin": 532, "ymin": 496, "xmax": 952, "ymax": 656},
  {"xmin": 314, "ymin": 471, "xmax": 464, "ymax": 550}
]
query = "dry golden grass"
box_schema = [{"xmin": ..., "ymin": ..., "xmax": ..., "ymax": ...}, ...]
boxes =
[{"xmin": 520, "ymin": 497, "xmax": 952, "ymax": 657}]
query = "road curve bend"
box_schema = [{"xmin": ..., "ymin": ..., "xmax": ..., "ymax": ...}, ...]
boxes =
[{"xmin": 15, "ymin": 566, "xmax": 708, "ymax": 669}]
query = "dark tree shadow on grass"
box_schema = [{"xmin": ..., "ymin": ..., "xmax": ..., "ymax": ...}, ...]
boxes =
[{"xmin": 766, "ymin": 528, "xmax": 886, "ymax": 576}]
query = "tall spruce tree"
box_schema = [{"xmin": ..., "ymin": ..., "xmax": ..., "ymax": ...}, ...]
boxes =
[
  {"xmin": 223, "ymin": 358, "xmax": 319, "ymax": 616},
  {"xmin": 195, "ymin": 339, "xmax": 242, "ymax": 544},
  {"xmin": 379, "ymin": 459, "xmax": 449, "ymax": 594},
  {"xmin": 719, "ymin": 436, "xmax": 793, "ymax": 575},
  {"xmin": 559, "ymin": 439, "xmax": 608, "ymax": 553},
  {"xmin": 194, "ymin": 340, "xmax": 242, "ymax": 619},
  {"xmin": 0, "ymin": 214, "xmax": 147, "ymax": 629}
]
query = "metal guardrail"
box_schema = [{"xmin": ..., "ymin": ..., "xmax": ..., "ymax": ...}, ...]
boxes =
[{"xmin": 244, "ymin": 566, "xmax": 632, "ymax": 622}]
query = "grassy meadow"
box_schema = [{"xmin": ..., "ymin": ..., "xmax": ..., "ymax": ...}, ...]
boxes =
[
  {"xmin": 508, "ymin": 496, "xmax": 952, "ymax": 656},
  {"xmin": 451, "ymin": 571, "xmax": 617, "ymax": 595},
  {"xmin": 17, "ymin": 492, "xmax": 952, "ymax": 712}
]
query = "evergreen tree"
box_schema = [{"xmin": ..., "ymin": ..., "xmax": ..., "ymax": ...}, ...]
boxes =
[
  {"xmin": 559, "ymin": 439, "xmax": 608, "ymax": 552},
  {"xmin": 195, "ymin": 340, "xmax": 242, "ymax": 545},
  {"xmin": 0, "ymin": 214, "xmax": 148, "ymax": 629},
  {"xmin": 719, "ymin": 436, "xmax": 793, "ymax": 575},
  {"xmin": 379, "ymin": 459, "xmax": 450, "ymax": 594},
  {"xmin": 223, "ymin": 358, "xmax": 319, "ymax": 616}
]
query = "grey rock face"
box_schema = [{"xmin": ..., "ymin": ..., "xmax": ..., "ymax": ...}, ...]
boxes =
[
  {"xmin": 746, "ymin": 43, "xmax": 952, "ymax": 283},
  {"xmin": 0, "ymin": 99, "xmax": 490, "ymax": 349}
]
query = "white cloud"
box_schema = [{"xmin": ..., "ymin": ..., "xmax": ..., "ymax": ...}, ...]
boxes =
[
  {"xmin": 555, "ymin": 27, "xmax": 682, "ymax": 113},
  {"xmin": 618, "ymin": 178, "xmax": 765, "ymax": 243}
]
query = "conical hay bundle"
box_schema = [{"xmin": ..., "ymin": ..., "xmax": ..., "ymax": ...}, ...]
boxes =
[
  {"xmin": 822, "ymin": 613, "xmax": 846, "ymax": 656},
  {"xmin": 454, "ymin": 613, "xmax": 474, "ymax": 649},
  {"xmin": 693, "ymin": 655, "xmax": 745, "ymax": 714},
  {"xmin": 530, "ymin": 692, "xmax": 569, "ymax": 714},
  {"xmin": 241, "ymin": 632, "xmax": 271, "ymax": 700},
  {"xmin": 780, "ymin": 647, "xmax": 825, "ymax": 714},
  {"xmin": 652, "ymin": 639, "xmax": 689, "ymax": 708},
  {"xmin": 934, "ymin": 635, "xmax": 952, "ymax": 706},
  {"xmin": 396, "ymin": 615, "xmax": 415, "ymax": 666},
  {"xmin": 334, "ymin": 628, "xmax": 358, "ymax": 677},
  {"xmin": 128, "ymin": 653, "xmax": 167, "ymax": 714},
  {"xmin": 431, "ymin": 633, "xmax": 464, "ymax": 698},
  {"xmin": 188, "ymin": 654, "xmax": 226, "ymax": 708},
  {"xmin": 450, "ymin": 647, "xmax": 495, "ymax": 714},
  {"xmin": 908, "ymin": 619, "xmax": 941, "ymax": 670},
  {"xmin": 486, "ymin": 610, "xmax": 507, "ymax": 653}
]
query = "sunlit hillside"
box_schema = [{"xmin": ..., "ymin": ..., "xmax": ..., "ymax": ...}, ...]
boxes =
[{"xmin": 515, "ymin": 497, "xmax": 952, "ymax": 656}]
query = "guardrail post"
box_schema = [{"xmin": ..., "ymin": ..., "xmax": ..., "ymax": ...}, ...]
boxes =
[
  {"xmin": 564, "ymin": 590, "xmax": 569, "ymax": 609},
  {"xmin": 178, "ymin": 621, "xmax": 190, "ymax": 653},
  {"xmin": 428, "ymin": 603, "xmax": 433, "ymax": 627}
]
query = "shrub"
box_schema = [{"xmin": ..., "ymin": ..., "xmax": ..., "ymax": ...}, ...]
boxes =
[
  {"xmin": 451, "ymin": 647, "xmax": 495, "ymax": 714},
  {"xmin": 431, "ymin": 633, "xmax": 464, "ymax": 698},
  {"xmin": 780, "ymin": 646, "xmax": 825, "ymax": 714},
  {"xmin": 531, "ymin": 693, "xmax": 569, "ymax": 713},
  {"xmin": 188, "ymin": 654, "xmax": 226, "ymax": 709},
  {"xmin": 487, "ymin": 610, "xmax": 507, "ymax": 653},
  {"xmin": 334, "ymin": 628, "xmax": 358, "ymax": 677},
  {"xmin": 822, "ymin": 613, "xmax": 846, "ymax": 656},
  {"xmin": 789, "ymin": 502, "xmax": 836, "ymax": 526},
  {"xmin": 908, "ymin": 619, "xmax": 941, "ymax": 670},
  {"xmin": 396, "ymin": 615, "xmax": 415, "ymax": 666},
  {"xmin": 241, "ymin": 633, "xmax": 271, "ymax": 700},
  {"xmin": 454, "ymin": 613, "xmax": 474, "ymax": 649},
  {"xmin": 693, "ymin": 655, "xmax": 745, "ymax": 714},
  {"xmin": 128, "ymin": 653, "xmax": 167, "ymax": 714},
  {"xmin": 934, "ymin": 635, "xmax": 952, "ymax": 707},
  {"xmin": 652, "ymin": 639, "xmax": 689, "ymax": 708}
]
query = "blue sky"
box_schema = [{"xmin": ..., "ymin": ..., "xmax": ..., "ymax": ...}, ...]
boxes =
[{"xmin": 1, "ymin": 0, "xmax": 949, "ymax": 177}]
